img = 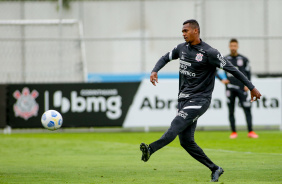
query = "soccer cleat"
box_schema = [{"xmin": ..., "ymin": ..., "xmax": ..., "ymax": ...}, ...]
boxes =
[
  {"xmin": 140, "ymin": 143, "xmax": 151, "ymax": 162},
  {"xmin": 229, "ymin": 132, "xmax": 238, "ymax": 139},
  {"xmin": 211, "ymin": 166, "xmax": 224, "ymax": 182},
  {"xmin": 248, "ymin": 131, "xmax": 259, "ymax": 138}
]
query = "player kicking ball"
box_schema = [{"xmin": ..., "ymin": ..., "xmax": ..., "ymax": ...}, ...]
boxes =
[{"xmin": 140, "ymin": 19, "xmax": 261, "ymax": 182}]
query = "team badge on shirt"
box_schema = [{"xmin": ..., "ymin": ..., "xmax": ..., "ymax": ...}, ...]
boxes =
[
  {"xmin": 237, "ymin": 59, "xmax": 243, "ymax": 66},
  {"xmin": 195, "ymin": 53, "xmax": 203, "ymax": 62}
]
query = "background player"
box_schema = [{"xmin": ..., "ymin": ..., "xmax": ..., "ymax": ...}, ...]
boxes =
[
  {"xmin": 217, "ymin": 39, "xmax": 258, "ymax": 139},
  {"xmin": 140, "ymin": 19, "xmax": 262, "ymax": 182}
]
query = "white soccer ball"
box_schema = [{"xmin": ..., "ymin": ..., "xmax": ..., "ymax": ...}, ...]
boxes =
[{"xmin": 41, "ymin": 110, "xmax": 63, "ymax": 131}]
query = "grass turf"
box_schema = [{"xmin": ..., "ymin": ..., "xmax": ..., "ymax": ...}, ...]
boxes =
[{"xmin": 0, "ymin": 130, "xmax": 281, "ymax": 184}]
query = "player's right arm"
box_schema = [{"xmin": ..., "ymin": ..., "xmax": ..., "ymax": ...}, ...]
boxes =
[{"xmin": 150, "ymin": 45, "xmax": 180, "ymax": 86}]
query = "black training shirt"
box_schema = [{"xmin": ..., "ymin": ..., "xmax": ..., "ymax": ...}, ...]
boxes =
[
  {"xmin": 152, "ymin": 40, "xmax": 255, "ymax": 101},
  {"xmin": 223, "ymin": 54, "xmax": 251, "ymax": 90}
]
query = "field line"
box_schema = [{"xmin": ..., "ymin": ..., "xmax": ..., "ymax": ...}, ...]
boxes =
[
  {"xmin": 203, "ymin": 148, "xmax": 282, "ymax": 156},
  {"xmin": 91, "ymin": 140, "xmax": 282, "ymax": 156}
]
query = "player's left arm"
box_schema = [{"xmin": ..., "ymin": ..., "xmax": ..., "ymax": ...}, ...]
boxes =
[{"xmin": 208, "ymin": 49, "xmax": 261, "ymax": 102}]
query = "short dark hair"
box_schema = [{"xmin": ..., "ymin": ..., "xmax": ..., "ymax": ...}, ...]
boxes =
[
  {"xmin": 230, "ymin": 38, "xmax": 238, "ymax": 44},
  {"xmin": 183, "ymin": 19, "xmax": 200, "ymax": 34}
]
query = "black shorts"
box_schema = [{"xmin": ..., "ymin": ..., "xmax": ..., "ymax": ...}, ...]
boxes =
[{"xmin": 177, "ymin": 97, "xmax": 211, "ymax": 125}]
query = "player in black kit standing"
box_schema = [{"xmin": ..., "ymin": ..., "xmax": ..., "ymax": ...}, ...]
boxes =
[
  {"xmin": 217, "ymin": 39, "xmax": 259, "ymax": 139},
  {"xmin": 139, "ymin": 19, "xmax": 262, "ymax": 182}
]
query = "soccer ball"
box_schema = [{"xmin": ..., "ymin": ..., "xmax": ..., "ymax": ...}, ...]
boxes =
[{"xmin": 41, "ymin": 110, "xmax": 63, "ymax": 131}]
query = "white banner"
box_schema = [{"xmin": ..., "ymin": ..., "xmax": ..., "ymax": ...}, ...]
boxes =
[{"xmin": 123, "ymin": 78, "xmax": 282, "ymax": 128}]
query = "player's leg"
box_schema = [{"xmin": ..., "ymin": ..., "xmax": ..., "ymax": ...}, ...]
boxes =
[
  {"xmin": 178, "ymin": 99, "xmax": 224, "ymax": 181},
  {"xmin": 140, "ymin": 101, "xmax": 190, "ymax": 162},
  {"xmin": 149, "ymin": 98, "xmax": 211, "ymax": 153},
  {"xmin": 148, "ymin": 107, "xmax": 191, "ymax": 153},
  {"xmin": 238, "ymin": 90, "xmax": 252, "ymax": 131},
  {"xmin": 140, "ymin": 115, "xmax": 190, "ymax": 162},
  {"xmin": 179, "ymin": 121, "xmax": 219, "ymax": 171},
  {"xmin": 140, "ymin": 98, "xmax": 209, "ymax": 162},
  {"xmin": 237, "ymin": 90, "xmax": 258, "ymax": 138},
  {"xmin": 226, "ymin": 90, "xmax": 237, "ymax": 138},
  {"xmin": 179, "ymin": 123, "xmax": 224, "ymax": 182}
]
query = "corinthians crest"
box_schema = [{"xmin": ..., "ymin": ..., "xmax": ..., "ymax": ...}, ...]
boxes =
[
  {"xmin": 195, "ymin": 53, "xmax": 203, "ymax": 62},
  {"xmin": 13, "ymin": 87, "xmax": 39, "ymax": 120}
]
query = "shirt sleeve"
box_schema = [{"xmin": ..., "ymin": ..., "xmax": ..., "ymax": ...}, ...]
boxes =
[
  {"xmin": 244, "ymin": 58, "xmax": 251, "ymax": 80},
  {"xmin": 152, "ymin": 45, "xmax": 179, "ymax": 73},
  {"xmin": 207, "ymin": 48, "xmax": 255, "ymax": 90}
]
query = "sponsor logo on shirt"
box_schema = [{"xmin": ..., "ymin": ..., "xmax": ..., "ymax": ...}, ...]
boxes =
[
  {"xmin": 199, "ymin": 49, "xmax": 206, "ymax": 53},
  {"xmin": 217, "ymin": 53, "xmax": 226, "ymax": 68},
  {"xmin": 179, "ymin": 69, "xmax": 196, "ymax": 77},
  {"xmin": 179, "ymin": 61, "xmax": 194, "ymax": 76},
  {"xmin": 180, "ymin": 60, "xmax": 191, "ymax": 66}
]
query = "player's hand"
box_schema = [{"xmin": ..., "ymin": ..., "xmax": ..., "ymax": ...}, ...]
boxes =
[
  {"xmin": 221, "ymin": 79, "xmax": 230, "ymax": 84},
  {"xmin": 250, "ymin": 88, "xmax": 261, "ymax": 102},
  {"xmin": 150, "ymin": 72, "xmax": 158, "ymax": 86},
  {"xmin": 244, "ymin": 86, "xmax": 249, "ymax": 92}
]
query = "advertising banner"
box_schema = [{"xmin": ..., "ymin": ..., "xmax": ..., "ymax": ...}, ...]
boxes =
[
  {"xmin": 0, "ymin": 85, "xmax": 7, "ymax": 128},
  {"xmin": 200, "ymin": 78, "xmax": 282, "ymax": 127},
  {"xmin": 123, "ymin": 79, "xmax": 179, "ymax": 127},
  {"xmin": 123, "ymin": 78, "xmax": 282, "ymax": 128},
  {"xmin": 8, "ymin": 83, "xmax": 140, "ymax": 128},
  {"xmin": 6, "ymin": 78, "xmax": 282, "ymax": 129}
]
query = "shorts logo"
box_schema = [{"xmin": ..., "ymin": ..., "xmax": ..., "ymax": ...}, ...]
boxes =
[
  {"xmin": 195, "ymin": 53, "xmax": 203, "ymax": 62},
  {"xmin": 178, "ymin": 93, "xmax": 190, "ymax": 99},
  {"xmin": 226, "ymin": 90, "xmax": 230, "ymax": 97},
  {"xmin": 13, "ymin": 87, "xmax": 39, "ymax": 120},
  {"xmin": 178, "ymin": 110, "xmax": 188, "ymax": 119}
]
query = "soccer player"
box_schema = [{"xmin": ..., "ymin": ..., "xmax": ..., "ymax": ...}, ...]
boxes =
[
  {"xmin": 139, "ymin": 19, "xmax": 261, "ymax": 182},
  {"xmin": 217, "ymin": 39, "xmax": 258, "ymax": 139}
]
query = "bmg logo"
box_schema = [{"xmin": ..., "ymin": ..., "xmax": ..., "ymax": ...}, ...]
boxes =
[{"xmin": 44, "ymin": 89, "xmax": 122, "ymax": 120}]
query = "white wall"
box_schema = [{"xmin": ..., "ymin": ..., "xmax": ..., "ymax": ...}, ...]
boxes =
[{"xmin": 0, "ymin": 0, "xmax": 282, "ymax": 81}]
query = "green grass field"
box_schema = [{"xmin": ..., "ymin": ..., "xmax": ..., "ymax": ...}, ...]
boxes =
[{"xmin": 0, "ymin": 130, "xmax": 281, "ymax": 184}]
